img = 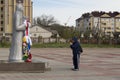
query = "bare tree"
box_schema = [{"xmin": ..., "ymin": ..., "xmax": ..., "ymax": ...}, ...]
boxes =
[{"xmin": 36, "ymin": 14, "xmax": 57, "ymax": 26}]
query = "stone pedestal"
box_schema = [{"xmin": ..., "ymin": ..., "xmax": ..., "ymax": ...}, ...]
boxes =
[{"xmin": 0, "ymin": 60, "xmax": 46, "ymax": 73}]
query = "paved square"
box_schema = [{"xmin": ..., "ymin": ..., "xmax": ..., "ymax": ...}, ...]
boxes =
[{"xmin": 0, "ymin": 48, "xmax": 120, "ymax": 80}]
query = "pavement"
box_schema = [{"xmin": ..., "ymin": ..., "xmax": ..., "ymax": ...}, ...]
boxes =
[{"xmin": 0, "ymin": 48, "xmax": 120, "ymax": 80}]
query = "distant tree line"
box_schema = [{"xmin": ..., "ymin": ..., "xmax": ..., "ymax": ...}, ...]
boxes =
[{"xmin": 33, "ymin": 14, "xmax": 80, "ymax": 39}]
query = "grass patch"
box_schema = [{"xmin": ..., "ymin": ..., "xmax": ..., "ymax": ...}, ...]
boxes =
[
  {"xmin": 81, "ymin": 44, "xmax": 120, "ymax": 48},
  {"xmin": 32, "ymin": 43, "xmax": 70, "ymax": 48},
  {"xmin": 32, "ymin": 43, "xmax": 120, "ymax": 48},
  {"xmin": 0, "ymin": 42, "xmax": 120, "ymax": 48},
  {"xmin": 0, "ymin": 42, "xmax": 11, "ymax": 48}
]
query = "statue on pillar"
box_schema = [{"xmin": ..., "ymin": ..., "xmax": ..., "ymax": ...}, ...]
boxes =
[{"xmin": 9, "ymin": 1, "xmax": 26, "ymax": 62}]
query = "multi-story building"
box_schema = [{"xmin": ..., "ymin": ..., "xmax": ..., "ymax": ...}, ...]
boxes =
[
  {"xmin": 76, "ymin": 11, "xmax": 120, "ymax": 36},
  {"xmin": 0, "ymin": 0, "xmax": 33, "ymax": 41}
]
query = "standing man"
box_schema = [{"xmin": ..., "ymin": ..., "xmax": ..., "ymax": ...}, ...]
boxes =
[{"xmin": 70, "ymin": 37, "xmax": 83, "ymax": 71}]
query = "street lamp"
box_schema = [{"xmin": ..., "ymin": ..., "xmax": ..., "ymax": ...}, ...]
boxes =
[
  {"xmin": 90, "ymin": 33, "xmax": 93, "ymax": 38},
  {"xmin": 110, "ymin": 33, "xmax": 114, "ymax": 38},
  {"xmin": 56, "ymin": 34, "xmax": 60, "ymax": 43},
  {"xmin": 98, "ymin": 33, "xmax": 102, "ymax": 45},
  {"xmin": 81, "ymin": 33, "xmax": 84, "ymax": 38},
  {"xmin": 1, "ymin": 33, "xmax": 5, "ymax": 45},
  {"xmin": 2, "ymin": 33, "xmax": 5, "ymax": 37},
  {"xmin": 110, "ymin": 33, "xmax": 114, "ymax": 45},
  {"xmin": 80, "ymin": 33, "xmax": 84, "ymax": 43},
  {"xmin": 89, "ymin": 33, "xmax": 92, "ymax": 44},
  {"xmin": 119, "ymin": 35, "xmax": 120, "ymax": 38}
]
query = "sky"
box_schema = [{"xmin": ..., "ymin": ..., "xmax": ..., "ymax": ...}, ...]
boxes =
[{"xmin": 32, "ymin": 0, "xmax": 120, "ymax": 26}]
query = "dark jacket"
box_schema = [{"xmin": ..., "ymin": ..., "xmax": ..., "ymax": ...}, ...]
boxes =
[{"xmin": 70, "ymin": 37, "xmax": 83, "ymax": 54}]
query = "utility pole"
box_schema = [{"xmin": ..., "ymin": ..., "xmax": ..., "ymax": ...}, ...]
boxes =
[{"xmin": 64, "ymin": 16, "xmax": 71, "ymax": 26}]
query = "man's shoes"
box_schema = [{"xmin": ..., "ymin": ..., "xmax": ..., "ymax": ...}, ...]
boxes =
[{"xmin": 71, "ymin": 68, "xmax": 79, "ymax": 71}]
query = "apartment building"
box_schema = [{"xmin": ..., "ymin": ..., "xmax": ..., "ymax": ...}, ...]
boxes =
[
  {"xmin": 76, "ymin": 11, "xmax": 120, "ymax": 36},
  {"xmin": 0, "ymin": 0, "xmax": 33, "ymax": 40}
]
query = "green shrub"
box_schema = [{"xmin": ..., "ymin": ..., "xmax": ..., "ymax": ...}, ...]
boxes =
[
  {"xmin": 0, "ymin": 42, "xmax": 120, "ymax": 48},
  {"xmin": 0, "ymin": 42, "xmax": 11, "ymax": 48},
  {"xmin": 32, "ymin": 43, "xmax": 69, "ymax": 48}
]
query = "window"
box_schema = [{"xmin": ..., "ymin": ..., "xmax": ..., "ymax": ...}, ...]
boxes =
[
  {"xmin": 34, "ymin": 34, "xmax": 36, "ymax": 37},
  {"xmin": 1, "ymin": 27, "xmax": 3, "ymax": 31},
  {"xmin": 1, "ymin": 14, "xmax": 3, "ymax": 18},
  {"xmin": 116, "ymin": 27, "xmax": 119, "ymax": 29},
  {"xmin": 1, "ymin": 21, "xmax": 3, "ymax": 24},
  {"xmin": 1, "ymin": 0, "xmax": 3, "ymax": 4},
  {"xmin": 111, "ymin": 23, "xmax": 114, "ymax": 26},
  {"xmin": 102, "ymin": 22, "xmax": 106, "ymax": 25},
  {"xmin": 89, "ymin": 23, "xmax": 91, "ymax": 26},
  {"xmin": 111, "ymin": 28, "xmax": 114, "ymax": 30},
  {"xmin": 1, "ymin": 7, "xmax": 3, "ymax": 11},
  {"xmin": 86, "ymin": 19, "xmax": 89, "ymax": 22},
  {"xmin": 16, "ymin": 0, "xmax": 23, "ymax": 3},
  {"xmin": 111, "ymin": 18, "xmax": 114, "ymax": 21},
  {"xmin": 107, "ymin": 27, "xmax": 111, "ymax": 29},
  {"xmin": 6, "ymin": 37, "xmax": 10, "ymax": 41}
]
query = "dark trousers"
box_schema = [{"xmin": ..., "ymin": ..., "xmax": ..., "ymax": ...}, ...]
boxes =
[{"xmin": 73, "ymin": 53, "xmax": 80, "ymax": 69}]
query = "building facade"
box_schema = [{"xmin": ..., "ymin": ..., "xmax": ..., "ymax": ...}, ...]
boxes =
[
  {"xmin": 76, "ymin": 11, "xmax": 120, "ymax": 36},
  {"xmin": 30, "ymin": 26, "xmax": 53, "ymax": 38},
  {"xmin": 0, "ymin": 0, "xmax": 33, "ymax": 41}
]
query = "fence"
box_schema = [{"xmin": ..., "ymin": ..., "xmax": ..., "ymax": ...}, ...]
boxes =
[
  {"xmin": 0, "ymin": 36, "xmax": 120, "ymax": 45},
  {"xmin": 80, "ymin": 37, "xmax": 120, "ymax": 45},
  {"xmin": 31, "ymin": 37, "xmax": 66, "ymax": 43}
]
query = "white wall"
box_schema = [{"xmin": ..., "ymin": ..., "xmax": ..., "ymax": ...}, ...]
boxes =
[{"xmin": 30, "ymin": 26, "xmax": 52, "ymax": 38}]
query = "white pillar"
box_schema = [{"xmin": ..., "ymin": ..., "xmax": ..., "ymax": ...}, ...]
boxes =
[{"xmin": 9, "ymin": 2, "xmax": 26, "ymax": 62}]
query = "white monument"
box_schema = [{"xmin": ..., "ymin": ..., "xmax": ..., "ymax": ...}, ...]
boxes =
[{"xmin": 9, "ymin": 1, "xmax": 26, "ymax": 62}]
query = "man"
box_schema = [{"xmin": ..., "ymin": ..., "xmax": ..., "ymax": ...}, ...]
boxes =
[{"xmin": 70, "ymin": 37, "xmax": 83, "ymax": 71}]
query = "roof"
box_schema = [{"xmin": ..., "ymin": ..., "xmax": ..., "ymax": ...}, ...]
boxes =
[{"xmin": 80, "ymin": 11, "xmax": 120, "ymax": 18}]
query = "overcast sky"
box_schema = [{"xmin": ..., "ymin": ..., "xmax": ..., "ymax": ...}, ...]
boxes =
[{"xmin": 32, "ymin": 0, "xmax": 120, "ymax": 26}]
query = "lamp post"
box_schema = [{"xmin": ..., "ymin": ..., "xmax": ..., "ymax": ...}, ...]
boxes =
[
  {"xmin": 1, "ymin": 33, "xmax": 5, "ymax": 47},
  {"xmin": 110, "ymin": 33, "xmax": 113, "ymax": 45},
  {"xmin": 56, "ymin": 34, "xmax": 60, "ymax": 43},
  {"xmin": 81, "ymin": 33, "xmax": 84, "ymax": 43},
  {"xmin": 98, "ymin": 33, "xmax": 102, "ymax": 45},
  {"xmin": 89, "ymin": 33, "xmax": 92, "ymax": 44},
  {"xmin": 2, "ymin": 33, "xmax": 5, "ymax": 43},
  {"xmin": 119, "ymin": 35, "xmax": 120, "ymax": 38},
  {"xmin": 81, "ymin": 33, "xmax": 84, "ymax": 38}
]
